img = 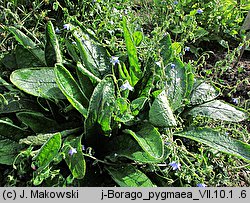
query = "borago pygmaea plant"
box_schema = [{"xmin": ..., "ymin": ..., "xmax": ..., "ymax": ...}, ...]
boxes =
[{"xmin": 0, "ymin": 18, "xmax": 249, "ymax": 186}]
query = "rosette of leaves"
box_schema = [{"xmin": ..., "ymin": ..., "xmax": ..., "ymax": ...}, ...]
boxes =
[{"xmin": 1, "ymin": 18, "xmax": 249, "ymax": 187}]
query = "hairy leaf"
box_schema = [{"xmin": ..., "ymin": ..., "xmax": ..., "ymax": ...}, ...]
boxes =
[
  {"xmin": 0, "ymin": 92, "xmax": 41, "ymax": 113},
  {"xmin": 85, "ymin": 77, "xmax": 115, "ymax": 135},
  {"xmin": 73, "ymin": 28, "xmax": 111, "ymax": 79},
  {"xmin": 16, "ymin": 111, "xmax": 59, "ymax": 133},
  {"xmin": 160, "ymin": 33, "xmax": 173, "ymax": 64},
  {"xmin": 175, "ymin": 128, "xmax": 250, "ymax": 162},
  {"xmin": 165, "ymin": 58, "xmax": 187, "ymax": 111},
  {"xmin": 123, "ymin": 17, "xmax": 142, "ymax": 86},
  {"xmin": 33, "ymin": 132, "xmax": 61, "ymax": 171},
  {"xmin": 0, "ymin": 136, "xmax": 25, "ymax": 165},
  {"xmin": 106, "ymin": 165, "xmax": 155, "ymax": 187},
  {"xmin": 190, "ymin": 81, "xmax": 219, "ymax": 105},
  {"xmin": 45, "ymin": 21, "xmax": 62, "ymax": 66},
  {"xmin": 108, "ymin": 134, "xmax": 164, "ymax": 163},
  {"xmin": 10, "ymin": 67, "xmax": 65, "ymax": 100},
  {"xmin": 123, "ymin": 124, "xmax": 164, "ymax": 160},
  {"xmin": 149, "ymin": 90, "xmax": 177, "ymax": 127},
  {"xmin": 187, "ymin": 100, "xmax": 248, "ymax": 122},
  {"xmin": 8, "ymin": 26, "xmax": 46, "ymax": 65},
  {"xmin": 55, "ymin": 64, "xmax": 88, "ymax": 117}
]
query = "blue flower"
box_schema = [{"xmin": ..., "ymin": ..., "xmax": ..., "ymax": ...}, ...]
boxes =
[
  {"xmin": 184, "ymin": 46, "xmax": 190, "ymax": 51},
  {"xmin": 197, "ymin": 183, "xmax": 207, "ymax": 187},
  {"xmin": 110, "ymin": 56, "xmax": 119, "ymax": 66},
  {"xmin": 120, "ymin": 81, "xmax": 134, "ymax": 91},
  {"xmin": 55, "ymin": 27, "xmax": 61, "ymax": 34},
  {"xmin": 82, "ymin": 145, "xmax": 85, "ymax": 151},
  {"xmin": 173, "ymin": 1, "xmax": 178, "ymax": 5},
  {"xmin": 232, "ymin": 98, "xmax": 239, "ymax": 104},
  {"xmin": 63, "ymin": 24, "xmax": 71, "ymax": 30},
  {"xmin": 197, "ymin": 9, "xmax": 203, "ymax": 14},
  {"xmin": 68, "ymin": 147, "xmax": 77, "ymax": 156},
  {"xmin": 170, "ymin": 63, "xmax": 176, "ymax": 69},
  {"xmin": 169, "ymin": 161, "xmax": 181, "ymax": 170}
]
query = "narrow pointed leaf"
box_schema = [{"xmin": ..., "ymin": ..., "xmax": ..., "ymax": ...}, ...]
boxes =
[
  {"xmin": 10, "ymin": 67, "xmax": 65, "ymax": 100},
  {"xmin": 160, "ymin": 33, "xmax": 173, "ymax": 64},
  {"xmin": 165, "ymin": 58, "xmax": 187, "ymax": 111},
  {"xmin": 106, "ymin": 165, "xmax": 155, "ymax": 187},
  {"xmin": 175, "ymin": 128, "xmax": 250, "ymax": 162},
  {"xmin": 8, "ymin": 26, "xmax": 46, "ymax": 65},
  {"xmin": 45, "ymin": 21, "xmax": 62, "ymax": 66},
  {"xmin": 123, "ymin": 17, "xmax": 142, "ymax": 86},
  {"xmin": 73, "ymin": 28, "xmax": 111, "ymax": 79},
  {"xmin": 55, "ymin": 64, "xmax": 88, "ymax": 117}
]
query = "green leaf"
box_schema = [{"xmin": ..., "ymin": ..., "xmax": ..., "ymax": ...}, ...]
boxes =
[
  {"xmin": 85, "ymin": 77, "xmax": 116, "ymax": 135},
  {"xmin": 45, "ymin": 21, "xmax": 62, "ymax": 66},
  {"xmin": 131, "ymin": 97, "xmax": 148, "ymax": 116},
  {"xmin": 76, "ymin": 62, "xmax": 101, "ymax": 83},
  {"xmin": 0, "ymin": 92, "xmax": 41, "ymax": 113},
  {"xmin": 123, "ymin": 17, "xmax": 142, "ymax": 86},
  {"xmin": 0, "ymin": 119, "xmax": 28, "ymax": 165},
  {"xmin": 175, "ymin": 128, "xmax": 250, "ymax": 162},
  {"xmin": 62, "ymin": 136, "xmax": 86, "ymax": 179},
  {"xmin": 123, "ymin": 124, "xmax": 164, "ymax": 160},
  {"xmin": 106, "ymin": 165, "xmax": 155, "ymax": 187},
  {"xmin": 0, "ymin": 119, "xmax": 30, "ymax": 141},
  {"xmin": 16, "ymin": 111, "xmax": 59, "ymax": 133},
  {"xmin": 8, "ymin": 26, "xmax": 46, "ymax": 65},
  {"xmin": 114, "ymin": 97, "xmax": 134, "ymax": 123},
  {"xmin": 33, "ymin": 132, "xmax": 61, "ymax": 171},
  {"xmin": 15, "ymin": 45, "xmax": 45, "ymax": 68},
  {"xmin": 73, "ymin": 28, "xmax": 112, "ymax": 79},
  {"xmin": 187, "ymin": 100, "xmax": 248, "ymax": 122},
  {"xmin": 149, "ymin": 90, "xmax": 177, "ymax": 127},
  {"xmin": 55, "ymin": 64, "xmax": 88, "ymax": 117},
  {"xmin": 117, "ymin": 62, "xmax": 132, "ymax": 85},
  {"xmin": 165, "ymin": 58, "xmax": 187, "ymax": 111},
  {"xmin": 108, "ymin": 134, "xmax": 164, "ymax": 163},
  {"xmin": 159, "ymin": 33, "xmax": 173, "ymax": 64},
  {"xmin": 172, "ymin": 42, "xmax": 182, "ymax": 55},
  {"xmin": 133, "ymin": 31, "xmax": 143, "ymax": 46},
  {"xmin": 19, "ymin": 133, "xmax": 54, "ymax": 146},
  {"xmin": 185, "ymin": 63, "xmax": 195, "ymax": 99},
  {"xmin": 10, "ymin": 67, "xmax": 65, "ymax": 100},
  {"xmin": 0, "ymin": 136, "xmax": 25, "ymax": 165},
  {"xmin": 190, "ymin": 81, "xmax": 219, "ymax": 105},
  {"xmin": 76, "ymin": 65, "xmax": 94, "ymax": 100},
  {"xmin": 65, "ymin": 39, "xmax": 80, "ymax": 62},
  {"xmin": 19, "ymin": 128, "xmax": 82, "ymax": 146}
]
